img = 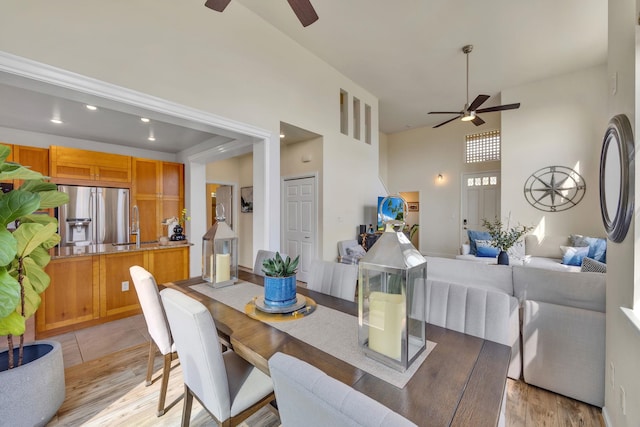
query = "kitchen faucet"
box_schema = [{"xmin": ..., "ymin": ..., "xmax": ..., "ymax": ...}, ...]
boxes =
[{"xmin": 131, "ymin": 205, "xmax": 140, "ymax": 248}]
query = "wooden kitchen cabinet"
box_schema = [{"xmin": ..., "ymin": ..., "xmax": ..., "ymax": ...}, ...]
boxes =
[
  {"xmin": 50, "ymin": 145, "xmax": 131, "ymax": 184},
  {"xmin": 36, "ymin": 246, "xmax": 190, "ymax": 338},
  {"xmin": 1, "ymin": 143, "xmax": 48, "ymax": 184},
  {"xmin": 148, "ymin": 246, "xmax": 190, "ymax": 284},
  {"xmin": 132, "ymin": 158, "xmax": 184, "ymax": 242},
  {"xmin": 38, "ymin": 256, "xmax": 100, "ymax": 333}
]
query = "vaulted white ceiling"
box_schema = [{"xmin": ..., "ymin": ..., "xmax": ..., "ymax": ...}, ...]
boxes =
[{"xmin": 0, "ymin": 1, "xmax": 607, "ymax": 152}]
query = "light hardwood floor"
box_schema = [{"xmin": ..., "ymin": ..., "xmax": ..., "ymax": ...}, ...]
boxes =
[{"xmin": 45, "ymin": 318, "xmax": 604, "ymax": 426}]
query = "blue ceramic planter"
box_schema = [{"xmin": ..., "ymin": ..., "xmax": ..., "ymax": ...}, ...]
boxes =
[{"xmin": 264, "ymin": 275, "xmax": 297, "ymax": 307}]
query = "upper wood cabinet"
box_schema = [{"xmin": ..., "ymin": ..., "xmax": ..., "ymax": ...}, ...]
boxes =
[
  {"xmin": 132, "ymin": 158, "xmax": 184, "ymax": 241},
  {"xmin": 50, "ymin": 146, "xmax": 131, "ymax": 184},
  {"xmin": 1, "ymin": 143, "xmax": 49, "ymax": 187}
]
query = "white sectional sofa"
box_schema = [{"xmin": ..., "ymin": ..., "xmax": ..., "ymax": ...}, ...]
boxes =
[
  {"xmin": 455, "ymin": 234, "xmax": 603, "ymax": 272},
  {"xmin": 424, "ymin": 256, "xmax": 606, "ymax": 407}
]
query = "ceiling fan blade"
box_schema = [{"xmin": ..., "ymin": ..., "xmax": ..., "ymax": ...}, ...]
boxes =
[
  {"xmin": 476, "ymin": 103, "xmax": 521, "ymax": 114},
  {"xmin": 468, "ymin": 94, "xmax": 490, "ymax": 112},
  {"xmin": 433, "ymin": 115, "xmax": 462, "ymax": 128},
  {"xmin": 428, "ymin": 111, "xmax": 463, "ymax": 115},
  {"xmin": 204, "ymin": 0, "xmax": 232, "ymax": 12},
  {"xmin": 472, "ymin": 115, "xmax": 485, "ymax": 126},
  {"xmin": 287, "ymin": 0, "xmax": 319, "ymax": 27}
]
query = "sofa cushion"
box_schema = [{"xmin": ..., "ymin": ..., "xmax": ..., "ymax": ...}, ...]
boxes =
[
  {"xmin": 512, "ymin": 265, "xmax": 605, "ymax": 312},
  {"xmin": 524, "ymin": 235, "xmax": 570, "ymax": 258},
  {"xmin": 560, "ymin": 246, "xmax": 589, "ymax": 266},
  {"xmin": 426, "ymin": 256, "xmax": 514, "ymax": 295},
  {"xmin": 581, "ymin": 257, "xmax": 607, "ymax": 273},
  {"xmin": 475, "ymin": 240, "xmax": 499, "ymax": 257},
  {"xmin": 522, "ymin": 257, "xmax": 581, "ymax": 272},
  {"xmin": 570, "ymin": 234, "xmax": 607, "ymax": 263},
  {"xmin": 467, "ymin": 230, "xmax": 491, "ymax": 255}
]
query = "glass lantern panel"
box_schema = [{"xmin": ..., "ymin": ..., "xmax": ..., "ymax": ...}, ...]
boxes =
[
  {"xmin": 406, "ymin": 266, "xmax": 427, "ymax": 361},
  {"xmin": 359, "ymin": 266, "xmax": 407, "ymax": 364}
]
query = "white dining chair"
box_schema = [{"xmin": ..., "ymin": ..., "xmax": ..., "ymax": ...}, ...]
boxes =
[
  {"xmin": 306, "ymin": 260, "xmax": 358, "ymax": 301},
  {"xmin": 129, "ymin": 265, "xmax": 177, "ymax": 417},
  {"xmin": 160, "ymin": 288, "xmax": 275, "ymax": 427},
  {"xmin": 268, "ymin": 352, "xmax": 416, "ymax": 427},
  {"xmin": 253, "ymin": 250, "xmax": 278, "ymax": 277}
]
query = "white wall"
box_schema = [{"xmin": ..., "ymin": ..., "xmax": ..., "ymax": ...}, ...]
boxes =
[
  {"xmin": 501, "ymin": 65, "xmax": 608, "ymax": 238},
  {"xmin": 387, "ymin": 114, "xmax": 501, "ymax": 257},
  {"xmin": 0, "ymin": 0, "xmax": 382, "ymax": 267},
  {"xmin": 603, "ymin": 0, "xmax": 640, "ymax": 425}
]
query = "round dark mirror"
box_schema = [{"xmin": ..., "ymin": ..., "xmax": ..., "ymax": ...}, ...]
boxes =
[{"xmin": 599, "ymin": 114, "xmax": 634, "ymax": 243}]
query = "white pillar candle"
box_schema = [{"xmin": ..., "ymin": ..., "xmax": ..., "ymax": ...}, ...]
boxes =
[
  {"xmin": 368, "ymin": 291, "xmax": 405, "ymax": 360},
  {"xmin": 216, "ymin": 253, "xmax": 231, "ymax": 283},
  {"xmin": 209, "ymin": 254, "xmax": 215, "ymax": 282}
]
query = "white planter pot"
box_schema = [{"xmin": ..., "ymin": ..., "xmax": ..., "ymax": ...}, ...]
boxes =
[{"xmin": 0, "ymin": 340, "xmax": 65, "ymax": 427}]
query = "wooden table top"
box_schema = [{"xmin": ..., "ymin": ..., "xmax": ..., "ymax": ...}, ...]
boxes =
[{"xmin": 164, "ymin": 271, "xmax": 510, "ymax": 427}]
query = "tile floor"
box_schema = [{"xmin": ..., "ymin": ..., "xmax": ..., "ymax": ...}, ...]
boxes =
[{"xmin": 49, "ymin": 315, "xmax": 149, "ymax": 369}]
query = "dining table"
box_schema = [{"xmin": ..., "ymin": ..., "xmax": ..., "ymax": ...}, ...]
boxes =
[{"xmin": 163, "ymin": 270, "xmax": 510, "ymax": 427}]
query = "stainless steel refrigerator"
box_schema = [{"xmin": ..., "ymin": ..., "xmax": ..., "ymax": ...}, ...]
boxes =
[{"xmin": 57, "ymin": 185, "xmax": 130, "ymax": 246}]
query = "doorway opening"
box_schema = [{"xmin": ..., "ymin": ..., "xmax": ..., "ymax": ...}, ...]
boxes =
[
  {"xmin": 399, "ymin": 191, "xmax": 420, "ymax": 250},
  {"xmin": 206, "ymin": 183, "xmax": 234, "ymax": 229}
]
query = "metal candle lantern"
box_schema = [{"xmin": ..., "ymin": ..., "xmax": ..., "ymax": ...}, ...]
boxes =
[
  {"xmin": 358, "ymin": 197, "xmax": 427, "ymax": 372},
  {"xmin": 202, "ymin": 205, "xmax": 238, "ymax": 288}
]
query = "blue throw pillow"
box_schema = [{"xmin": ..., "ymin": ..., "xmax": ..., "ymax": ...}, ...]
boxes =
[
  {"xmin": 467, "ymin": 230, "xmax": 492, "ymax": 255},
  {"xmin": 476, "ymin": 240, "xmax": 499, "ymax": 258},
  {"xmin": 570, "ymin": 235, "xmax": 607, "ymax": 263},
  {"xmin": 560, "ymin": 246, "xmax": 589, "ymax": 266}
]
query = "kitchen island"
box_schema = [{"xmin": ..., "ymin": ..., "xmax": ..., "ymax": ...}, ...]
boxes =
[{"xmin": 36, "ymin": 242, "xmax": 191, "ymax": 338}]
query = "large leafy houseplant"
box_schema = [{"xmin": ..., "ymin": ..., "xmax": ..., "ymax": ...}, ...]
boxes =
[{"xmin": 0, "ymin": 145, "xmax": 69, "ymax": 369}]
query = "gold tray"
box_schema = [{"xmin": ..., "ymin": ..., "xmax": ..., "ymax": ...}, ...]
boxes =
[{"xmin": 245, "ymin": 295, "xmax": 317, "ymax": 322}]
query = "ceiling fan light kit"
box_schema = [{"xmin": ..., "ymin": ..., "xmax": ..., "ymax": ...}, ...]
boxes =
[
  {"xmin": 429, "ymin": 44, "xmax": 521, "ymax": 128},
  {"xmin": 205, "ymin": 0, "xmax": 318, "ymax": 27}
]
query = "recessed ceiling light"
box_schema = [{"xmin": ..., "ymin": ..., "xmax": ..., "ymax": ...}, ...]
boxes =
[
  {"xmin": 280, "ymin": 134, "xmax": 285, "ymax": 138},
  {"xmin": 141, "ymin": 117, "xmax": 150, "ymax": 123},
  {"xmin": 86, "ymin": 105, "xmax": 97, "ymax": 111},
  {"xmin": 148, "ymin": 136, "xmax": 156, "ymax": 141},
  {"xmin": 50, "ymin": 119, "xmax": 63, "ymax": 124}
]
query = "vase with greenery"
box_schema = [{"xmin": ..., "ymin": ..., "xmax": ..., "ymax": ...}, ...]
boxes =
[
  {"xmin": 262, "ymin": 252, "xmax": 300, "ymax": 307},
  {"xmin": 481, "ymin": 216, "xmax": 532, "ymax": 265},
  {"xmin": 0, "ymin": 145, "xmax": 69, "ymax": 425}
]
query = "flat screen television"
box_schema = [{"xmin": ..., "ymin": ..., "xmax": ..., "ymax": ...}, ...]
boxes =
[{"xmin": 377, "ymin": 196, "xmax": 405, "ymax": 230}]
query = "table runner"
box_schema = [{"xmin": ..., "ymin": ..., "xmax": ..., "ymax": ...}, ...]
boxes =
[{"xmin": 191, "ymin": 281, "xmax": 436, "ymax": 388}]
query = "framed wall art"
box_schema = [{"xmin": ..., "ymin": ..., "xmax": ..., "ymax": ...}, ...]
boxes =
[{"xmin": 241, "ymin": 186, "xmax": 253, "ymax": 213}]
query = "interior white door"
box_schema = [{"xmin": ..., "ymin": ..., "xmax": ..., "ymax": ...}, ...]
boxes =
[
  {"xmin": 461, "ymin": 172, "xmax": 500, "ymax": 248},
  {"xmin": 282, "ymin": 176, "xmax": 317, "ymax": 283}
]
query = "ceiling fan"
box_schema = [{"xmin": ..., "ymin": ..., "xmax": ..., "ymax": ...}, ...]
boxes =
[
  {"xmin": 429, "ymin": 45, "xmax": 520, "ymax": 128},
  {"xmin": 204, "ymin": 0, "xmax": 319, "ymax": 27}
]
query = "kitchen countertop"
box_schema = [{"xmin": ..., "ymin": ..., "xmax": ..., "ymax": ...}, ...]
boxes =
[{"xmin": 51, "ymin": 241, "xmax": 192, "ymax": 259}]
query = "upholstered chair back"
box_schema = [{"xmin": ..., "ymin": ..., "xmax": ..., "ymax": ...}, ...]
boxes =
[
  {"xmin": 129, "ymin": 266, "xmax": 173, "ymax": 355},
  {"xmin": 268, "ymin": 352, "xmax": 417, "ymax": 427},
  {"xmin": 160, "ymin": 288, "xmax": 231, "ymax": 420},
  {"xmin": 306, "ymin": 260, "xmax": 358, "ymax": 301}
]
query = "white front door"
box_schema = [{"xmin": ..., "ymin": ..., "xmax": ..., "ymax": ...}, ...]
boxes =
[
  {"xmin": 282, "ymin": 176, "xmax": 317, "ymax": 283},
  {"xmin": 461, "ymin": 172, "xmax": 500, "ymax": 247}
]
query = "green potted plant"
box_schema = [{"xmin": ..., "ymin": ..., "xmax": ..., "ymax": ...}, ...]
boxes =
[
  {"xmin": 262, "ymin": 252, "xmax": 300, "ymax": 307},
  {"xmin": 0, "ymin": 145, "xmax": 69, "ymax": 426},
  {"xmin": 481, "ymin": 216, "xmax": 532, "ymax": 265}
]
